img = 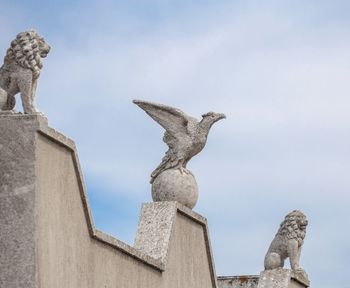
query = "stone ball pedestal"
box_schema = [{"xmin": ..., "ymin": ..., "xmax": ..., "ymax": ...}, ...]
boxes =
[{"xmin": 152, "ymin": 168, "xmax": 199, "ymax": 209}]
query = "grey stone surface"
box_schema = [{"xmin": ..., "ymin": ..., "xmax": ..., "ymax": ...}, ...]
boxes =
[
  {"xmin": 152, "ymin": 169, "xmax": 198, "ymax": 209},
  {"xmin": 217, "ymin": 271, "xmax": 310, "ymax": 288},
  {"xmin": 134, "ymin": 202, "xmax": 177, "ymax": 263},
  {"xmin": 0, "ymin": 114, "xmax": 45, "ymax": 288},
  {"xmin": 133, "ymin": 99, "xmax": 225, "ymax": 209},
  {"xmin": 264, "ymin": 210, "xmax": 308, "ymax": 277},
  {"xmin": 0, "ymin": 113, "xmax": 218, "ymax": 287},
  {"xmin": 0, "ymin": 30, "xmax": 50, "ymax": 114},
  {"xmin": 257, "ymin": 268, "xmax": 309, "ymax": 288},
  {"xmin": 134, "ymin": 201, "xmax": 218, "ymax": 284},
  {"xmin": 217, "ymin": 275, "xmax": 259, "ymax": 288},
  {"xmin": 258, "ymin": 269, "xmax": 290, "ymax": 288}
]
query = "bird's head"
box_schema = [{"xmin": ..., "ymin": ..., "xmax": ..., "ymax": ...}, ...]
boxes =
[{"xmin": 200, "ymin": 112, "xmax": 226, "ymax": 129}]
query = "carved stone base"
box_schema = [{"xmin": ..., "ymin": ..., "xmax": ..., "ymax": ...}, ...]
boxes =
[
  {"xmin": 257, "ymin": 268, "xmax": 309, "ymax": 288},
  {"xmin": 152, "ymin": 168, "xmax": 198, "ymax": 209}
]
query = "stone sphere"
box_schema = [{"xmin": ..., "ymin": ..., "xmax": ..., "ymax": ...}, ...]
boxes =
[{"xmin": 152, "ymin": 168, "xmax": 198, "ymax": 209}]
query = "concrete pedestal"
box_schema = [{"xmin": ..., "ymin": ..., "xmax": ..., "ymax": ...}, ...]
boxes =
[
  {"xmin": 0, "ymin": 114, "xmax": 46, "ymax": 288},
  {"xmin": 257, "ymin": 269, "xmax": 309, "ymax": 288}
]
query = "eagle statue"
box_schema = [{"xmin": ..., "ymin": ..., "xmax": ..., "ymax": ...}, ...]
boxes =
[{"xmin": 133, "ymin": 100, "xmax": 226, "ymax": 184}]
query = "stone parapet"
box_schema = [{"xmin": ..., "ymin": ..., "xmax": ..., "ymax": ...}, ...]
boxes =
[
  {"xmin": 217, "ymin": 275, "xmax": 259, "ymax": 288},
  {"xmin": 0, "ymin": 114, "xmax": 217, "ymax": 288}
]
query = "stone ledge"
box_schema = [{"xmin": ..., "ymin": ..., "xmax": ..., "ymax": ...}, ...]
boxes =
[
  {"xmin": 217, "ymin": 275, "xmax": 259, "ymax": 288},
  {"xmin": 93, "ymin": 229, "xmax": 165, "ymax": 271},
  {"xmin": 290, "ymin": 270, "xmax": 310, "ymax": 287}
]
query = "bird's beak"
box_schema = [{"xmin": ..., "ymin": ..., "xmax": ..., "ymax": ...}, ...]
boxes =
[{"xmin": 217, "ymin": 113, "xmax": 226, "ymax": 120}]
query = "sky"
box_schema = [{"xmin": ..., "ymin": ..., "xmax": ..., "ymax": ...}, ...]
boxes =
[{"xmin": 1, "ymin": 1, "xmax": 350, "ymax": 287}]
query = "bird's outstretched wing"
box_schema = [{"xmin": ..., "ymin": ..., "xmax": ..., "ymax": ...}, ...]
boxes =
[{"xmin": 133, "ymin": 99, "xmax": 191, "ymax": 137}]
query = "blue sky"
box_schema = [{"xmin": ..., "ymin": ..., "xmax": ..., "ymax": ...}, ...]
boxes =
[{"xmin": 1, "ymin": 1, "xmax": 350, "ymax": 287}]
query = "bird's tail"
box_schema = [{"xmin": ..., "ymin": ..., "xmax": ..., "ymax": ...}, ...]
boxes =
[
  {"xmin": 150, "ymin": 159, "xmax": 169, "ymax": 184},
  {"xmin": 150, "ymin": 153, "xmax": 182, "ymax": 184}
]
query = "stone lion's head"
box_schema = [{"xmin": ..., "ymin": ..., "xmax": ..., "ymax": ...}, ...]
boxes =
[
  {"xmin": 277, "ymin": 210, "xmax": 308, "ymax": 245},
  {"xmin": 4, "ymin": 29, "xmax": 50, "ymax": 80}
]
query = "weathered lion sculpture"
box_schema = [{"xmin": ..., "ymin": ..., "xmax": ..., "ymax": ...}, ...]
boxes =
[
  {"xmin": 0, "ymin": 29, "xmax": 50, "ymax": 114},
  {"xmin": 264, "ymin": 210, "xmax": 308, "ymax": 272}
]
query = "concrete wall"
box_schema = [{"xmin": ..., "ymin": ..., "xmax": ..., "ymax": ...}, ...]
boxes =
[
  {"xmin": 0, "ymin": 114, "xmax": 312, "ymax": 288},
  {"xmin": 0, "ymin": 114, "xmax": 217, "ymax": 288}
]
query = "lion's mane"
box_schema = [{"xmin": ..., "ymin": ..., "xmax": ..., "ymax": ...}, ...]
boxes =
[
  {"xmin": 4, "ymin": 30, "xmax": 44, "ymax": 80},
  {"xmin": 276, "ymin": 210, "xmax": 306, "ymax": 246}
]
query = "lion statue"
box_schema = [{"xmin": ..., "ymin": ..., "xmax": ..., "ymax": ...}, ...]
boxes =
[
  {"xmin": 0, "ymin": 29, "xmax": 50, "ymax": 114},
  {"xmin": 264, "ymin": 210, "xmax": 308, "ymax": 273}
]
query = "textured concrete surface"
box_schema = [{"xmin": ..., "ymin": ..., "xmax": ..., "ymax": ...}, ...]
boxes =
[
  {"xmin": 0, "ymin": 114, "xmax": 46, "ymax": 288},
  {"xmin": 0, "ymin": 114, "xmax": 217, "ymax": 288},
  {"xmin": 217, "ymin": 275, "xmax": 259, "ymax": 288},
  {"xmin": 134, "ymin": 202, "xmax": 177, "ymax": 263},
  {"xmin": 257, "ymin": 268, "xmax": 309, "ymax": 288}
]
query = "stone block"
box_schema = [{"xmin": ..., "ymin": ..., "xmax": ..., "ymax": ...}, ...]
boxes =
[
  {"xmin": 0, "ymin": 114, "xmax": 46, "ymax": 288},
  {"xmin": 257, "ymin": 268, "xmax": 309, "ymax": 288}
]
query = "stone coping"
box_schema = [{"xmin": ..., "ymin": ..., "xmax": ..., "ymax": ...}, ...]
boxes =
[
  {"xmin": 218, "ymin": 271, "xmax": 309, "ymax": 288},
  {"xmin": 290, "ymin": 270, "xmax": 310, "ymax": 287},
  {"xmin": 93, "ymin": 229, "xmax": 165, "ymax": 270},
  {"xmin": 217, "ymin": 275, "xmax": 259, "ymax": 281},
  {"xmin": 217, "ymin": 275, "xmax": 259, "ymax": 288}
]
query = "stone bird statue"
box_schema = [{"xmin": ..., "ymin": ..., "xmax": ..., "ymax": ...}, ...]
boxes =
[{"xmin": 133, "ymin": 100, "xmax": 226, "ymax": 184}]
